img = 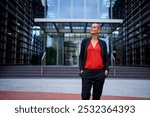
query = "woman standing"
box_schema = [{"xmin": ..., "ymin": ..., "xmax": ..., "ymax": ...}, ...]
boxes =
[{"xmin": 79, "ymin": 23, "xmax": 109, "ymax": 100}]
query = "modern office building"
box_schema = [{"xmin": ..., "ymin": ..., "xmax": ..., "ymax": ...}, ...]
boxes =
[
  {"xmin": 0, "ymin": 0, "xmax": 46, "ymax": 65},
  {"xmin": 113, "ymin": 0, "xmax": 150, "ymax": 66},
  {"xmin": 35, "ymin": 0, "xmax": 123, "ymax": 66},
  {"xmin": 1, "ymin": 0, "xmax": 149, "ymax": 66}
]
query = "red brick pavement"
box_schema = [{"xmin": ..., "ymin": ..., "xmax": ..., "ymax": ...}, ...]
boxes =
[{"xmin": 0, "ymin": 91, "xmax": 150, "ymax": 100}]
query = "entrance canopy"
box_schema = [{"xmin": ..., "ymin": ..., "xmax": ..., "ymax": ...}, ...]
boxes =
[{"xmin": 34, "ymin": 18, "xmax": 123, "ymax": 34}]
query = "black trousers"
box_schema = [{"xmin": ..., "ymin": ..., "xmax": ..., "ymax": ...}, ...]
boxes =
[{"xmin": 81, "ymin": 78, "xmax": 105, "ymax": 100}]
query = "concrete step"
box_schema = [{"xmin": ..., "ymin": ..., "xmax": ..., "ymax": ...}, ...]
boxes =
[{"xmin": 0, "ymin": 66, "xmax": 150, "ymax": 78}]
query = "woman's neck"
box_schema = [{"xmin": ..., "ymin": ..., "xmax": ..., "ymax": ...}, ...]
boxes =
[{"xmin": 91, "ymin": 35, "xmax": 99, "ymax": 40}]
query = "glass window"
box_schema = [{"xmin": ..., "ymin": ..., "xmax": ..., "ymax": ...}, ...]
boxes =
[
  {"xmin": 86, "ymin": 0, "xmax": 98, "ymax": 19},
  {"xmin": 99, "ymin": 0, "xmax": 110, "ymax": 19},
  {"xmin": 47, "ymin": 0, "xmax": 58, "ymax": 18},
  {"xmin": 59, "ymin": 0, "xmax": 71, "ymax": 18},
  {"xmin": 47, "ymin": 0, "xmax": 111, "ymax": 19},
  {"xmin": 72, "ymin": 0, "xmax": 84, "ymax": 18}
]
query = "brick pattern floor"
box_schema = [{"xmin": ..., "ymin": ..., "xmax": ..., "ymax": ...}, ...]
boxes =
[{"xmin": 0, "ymin": 91, "xmax": 150, "ymax": 100}]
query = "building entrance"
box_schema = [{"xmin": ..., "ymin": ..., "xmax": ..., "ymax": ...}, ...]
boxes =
[
  {"xmin": 64, "ymin": 41, "xmax": 78, "ymax": 65},
  {"xmin": 34, "ymin": 18, "xmax": 123, "ymax": 66}
]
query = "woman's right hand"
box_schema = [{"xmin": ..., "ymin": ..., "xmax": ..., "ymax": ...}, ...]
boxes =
[{"xmin": 80, "ymin": 70, "xmax": 83, "ymax": 74}]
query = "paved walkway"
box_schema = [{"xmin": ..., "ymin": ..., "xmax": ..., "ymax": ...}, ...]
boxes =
[{"xmin": 0, "ymin": 78, "xmax": 150, "ymax": 100}]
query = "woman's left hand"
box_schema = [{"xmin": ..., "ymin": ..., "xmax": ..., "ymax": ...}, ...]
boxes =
[{"xmin": 105, "ymin": 70, "xmax": 109, "ymax": 77}]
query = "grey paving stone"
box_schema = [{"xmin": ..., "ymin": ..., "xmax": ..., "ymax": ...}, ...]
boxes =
[{"xmin": 0, "ymin": 78, "xmax": 150, "ymax": 98}]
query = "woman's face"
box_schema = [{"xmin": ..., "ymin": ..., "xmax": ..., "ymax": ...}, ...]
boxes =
[{"xmin": 90, "ymin": 23, "xmax": 101, "ymax": 35}]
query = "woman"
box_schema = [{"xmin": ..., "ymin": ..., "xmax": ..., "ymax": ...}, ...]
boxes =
[{"xmin": 79, "ymin": 23, "xmax": 109, "ymax": 100}]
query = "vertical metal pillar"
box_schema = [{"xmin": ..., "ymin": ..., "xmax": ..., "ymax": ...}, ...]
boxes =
[
  {"xmin": 109, "ymin": 33, "xmax": 114, "ymax": 66},
  {"xmin": 56, "ymin": 34, "xmax": 59, "ymax": 65},
  {"xmin": 77, "ymin": 41, "xmax": 80, "ymax": 66},
  {"xmin": 43, "ymin": 32, "xmax": 46, "ymax": 65},
  {"xmin": 62, "ymin": 36, "xmax": 64, "ymax": 65},
  {"xmin": 110, "ymin": 0, "xmax": 114, "ymax": 66}
]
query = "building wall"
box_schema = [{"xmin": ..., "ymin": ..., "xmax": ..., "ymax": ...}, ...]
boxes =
[
  {"xmin": 125, "ymin": 0, "xmax": 150, "ymax": 65},
  {"xmin": 0, "ymin": 0, "xmax": 45, "ymax": 65},
  {"xmin": 113, "ymin": 0, "xmax": 150, "ymax": 66},
  {"xmin": 112, "ymin": 0, "xmax": 125, "ymax": 65}
]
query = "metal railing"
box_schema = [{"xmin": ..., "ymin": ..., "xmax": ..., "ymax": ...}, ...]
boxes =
[
  {"xmin": 112, "ymin": 54, "xmax": 116, "ymax": 76},
  {"xmin": 41, "ymin": 52, "xmax": 46, "ymax": 75}
]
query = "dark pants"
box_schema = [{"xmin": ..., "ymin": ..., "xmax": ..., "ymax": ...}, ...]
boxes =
[{"xmin": 81, "ymin": 78, "xmax": 105, "ymax": 100}]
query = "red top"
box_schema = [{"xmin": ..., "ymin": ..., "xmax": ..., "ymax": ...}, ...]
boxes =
[{"xmin": 84, "ymin": 41, "xmax": 104, "ymax": 69}]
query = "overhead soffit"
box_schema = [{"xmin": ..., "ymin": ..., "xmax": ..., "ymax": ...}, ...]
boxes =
[{"xmin": 34, "ymin": 18, "xmax": 123, "ymax": 34}]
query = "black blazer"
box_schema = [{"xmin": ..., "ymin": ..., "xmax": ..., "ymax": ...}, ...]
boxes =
[{"xmin": 79, "ymin": 38, "xmax": 109, "ymax": 71}]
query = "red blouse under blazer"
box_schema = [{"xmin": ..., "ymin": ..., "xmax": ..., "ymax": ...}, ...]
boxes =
[{"xmin": 84, "ymin": 41, "xmax": 104, "ymax": 69}]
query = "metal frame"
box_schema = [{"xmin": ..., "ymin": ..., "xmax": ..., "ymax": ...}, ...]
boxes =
[
  {"xmin": 35, "ymin": 18, "xmax": 123, "ymax": 66},
  {"xmin": 34, "ymin": 18, "xmax": 123, "ymax": 33},
  {"xmin": 34, "ymin": 18, "xmax": 123, "ymax": 23}
]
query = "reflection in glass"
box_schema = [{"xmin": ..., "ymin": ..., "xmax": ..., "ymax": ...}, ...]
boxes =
[
  {"xmin": 47, "ymin": 0, "xmax": 58, "ymax": 18},
  {"xmin": 86, "ymin": 0, "xmax": 98, "ymax": 18},
  {"xmin": 72, "ymin": 0, "xmax": 84, "ymax": 18},
  {"xmin": 59, "ymin": 0, "xmax": 71, "ymax": 18},
  {"xmin": 47, "ymin": 0, "xmax": 110, "ymax": 19}
]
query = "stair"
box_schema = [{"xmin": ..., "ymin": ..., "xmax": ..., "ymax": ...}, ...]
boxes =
[{"xmin": 0, "ymin": 66, "xmax": 150, "ymax": 78}]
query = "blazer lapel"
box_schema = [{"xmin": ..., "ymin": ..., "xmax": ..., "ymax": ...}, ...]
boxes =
[{"xmin": 98, "ymin": 39, "xmax": 104, "ymax": 61}]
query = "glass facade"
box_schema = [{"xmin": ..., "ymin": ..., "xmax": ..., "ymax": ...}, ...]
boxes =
[
  {"xmin": 47, "ymin": 0, "xmax": 110, "ymax": 19},
  {"xmin": 46, "ymin": 0, "xmax": 113, "ymax": 65}
]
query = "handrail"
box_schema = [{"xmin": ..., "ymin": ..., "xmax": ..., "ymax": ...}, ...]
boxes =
[
  {"xmin": 41, "ymin": 52, "xmax": 46, "ymax": 61},
  {"xmin": 112, "ymin": 54, "xmax": 116, "ymax": 76},
  {"xmin": 112, "ymin": 54, "xmax": 116, "ymax": 66},
  {"xmin": 41, "ymin": 52, "xmax": 46, "ymax": 75}
]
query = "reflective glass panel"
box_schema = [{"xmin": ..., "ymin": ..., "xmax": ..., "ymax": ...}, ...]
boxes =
[
  {"xmin": 59, "ymin": 0, "xmax": 71, "ymax": 18},
  {"xmin": 47, "ymin": 0, "xmax": 111, "ymax": 19},
  {"xmin": 47, "ymin": 0, "xmax": 58, "ymax": 18},
  {"xmin": 72, "ymin": 0, "xmax": 84, "ymax": 18},
  {"xmin": 86, "ymin": 0, "xmax": 98, "ymax": 19}
]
